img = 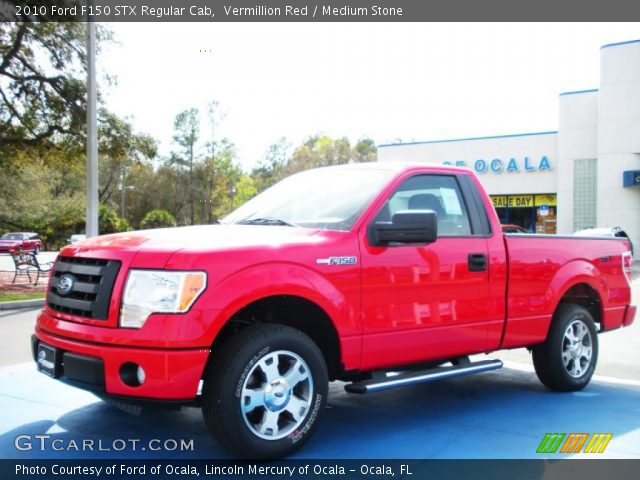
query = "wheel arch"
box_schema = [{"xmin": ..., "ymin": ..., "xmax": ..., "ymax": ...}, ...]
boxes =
[
  {"xmin": 200, "ymin": 262, "xmax": 360, "ymax": 377},
  {"xmin": 547, "ymin": 259, "xmax": 607, "ymax": 332},
  {"xmin": 210, "ymin": 293, "xmax": 344, "ymax": 380},
  {"xmin": 554, "ymin": 282, "xmax": 603, "ymax": 330}
]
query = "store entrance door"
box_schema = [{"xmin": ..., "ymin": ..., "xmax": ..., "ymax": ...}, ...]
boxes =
[{"xmin": 508, "ymin": 207, "xmax": 535, "ymax": 232}]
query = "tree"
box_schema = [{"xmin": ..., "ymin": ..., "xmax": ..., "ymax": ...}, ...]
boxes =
[
  {"xmin": 141, "ymin": 209, "xmax": 177, "ymax": 229},
  {"xmin": 98, "ymin": 110, "xmax": 157, "ymax": 207},
  {"xmin": 352, "ymin": 138, "xmax": 377, "ymax": 163},
  {"xmin": 99, "ymin": 204, "xmax": 120, "ymax": 234},
  {"xmin": 252, "ymin": 137, "xmax": 290, "ymax": 192},
  {"xmin": 0, "ymin": 22, "xmax": 111, "ymax": 157},
  {"xmin": 282, "ymin": 135, "xmax": 376, "ymax": 177},
  {"xmin": 204, "ymin": 100, "xmax": 227, "ymax": 222},
  {"xmin": 172, "ymin": 108, "xmax": 200, "ymax": 225},
  {"xmin": 208, "ymin": 139, "xmax": 242, "ymax": 220},
  {"xmin": 234, "ymin": 175, "xmax": 258, "ymax": 206},
  {"xmin": 0, "ymin": 22, "xmax": 157, "ymax": 246}
]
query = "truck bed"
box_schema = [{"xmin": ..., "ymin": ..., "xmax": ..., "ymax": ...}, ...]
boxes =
[{"xmin": 501, "ymin": 234, "xmax": 633, "ymax": 349}]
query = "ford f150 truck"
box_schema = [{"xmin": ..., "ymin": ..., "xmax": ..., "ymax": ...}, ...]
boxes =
[{"xmin": 32, "ymin": 163, "xmax": 636, "ymax": 458}]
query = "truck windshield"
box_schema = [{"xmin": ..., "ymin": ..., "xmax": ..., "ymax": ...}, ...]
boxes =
[{"xmin": 222, "ymin": 166, "xmax": 393, "ymax": 231}]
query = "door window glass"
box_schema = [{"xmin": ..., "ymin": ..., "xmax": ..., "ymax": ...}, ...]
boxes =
[{"xmin": 377, "ymin": 175, "xmax": 472, "ymax": 236}]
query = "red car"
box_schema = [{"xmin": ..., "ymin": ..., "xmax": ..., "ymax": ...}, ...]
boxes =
[
  {"xmin": 0, "ymin": 232, "xmax": 42, "ymax": 254},
  {"xmin": 32, "ymin": 164, "xmax": 635, "ymax": 458}
]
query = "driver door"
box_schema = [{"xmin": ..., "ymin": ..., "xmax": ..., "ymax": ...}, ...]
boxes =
[{"xmin": 359, "ymin": 173, "xmax": 492, "ymax": 370}]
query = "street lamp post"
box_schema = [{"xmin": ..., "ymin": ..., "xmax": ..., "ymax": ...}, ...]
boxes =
[
  {"xmin": 228, "ymin": 183, "xmax": 237, "ymax": 209},
  {"xmin": 120, "ymin": 167, "xmax": 135, "ymax": 220},
  {"xmin": 86, "ymin": 18, "xmax": 98, "ymax": 237}
]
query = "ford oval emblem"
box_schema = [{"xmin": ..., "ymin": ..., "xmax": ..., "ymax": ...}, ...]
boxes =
[{"xmin": 57, "ymin": 274, "xmax": 75, "ymax": 296}]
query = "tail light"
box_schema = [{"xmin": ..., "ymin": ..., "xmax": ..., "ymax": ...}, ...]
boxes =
[{"xmin": 622, "ymin": 251, "xmax": 633, "ymax": 285}]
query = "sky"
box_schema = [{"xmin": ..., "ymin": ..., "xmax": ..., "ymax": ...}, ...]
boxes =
[{"xmin": 98, "ymin": 22, "xmax": 640, "ymax": 171}]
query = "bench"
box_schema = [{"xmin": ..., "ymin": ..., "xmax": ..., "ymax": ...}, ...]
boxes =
[{"xmin": 11, "ymin": 252, "xmax": 53, "ymax": 285}]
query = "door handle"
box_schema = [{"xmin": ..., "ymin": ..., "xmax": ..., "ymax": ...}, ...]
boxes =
[{"xmin": 468, "ymin": 253, "xmax": 487, "ymax": 272}]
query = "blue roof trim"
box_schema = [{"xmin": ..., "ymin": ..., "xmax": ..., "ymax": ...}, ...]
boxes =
[
  {"xmin": 378, "ymin": 131, "xmax": 558, "ymax": 148},
  {"xmin": 559, "ymin": 89, "xmax": 598, "ymax": 96},
  {"xmin": 601, "ymin": 39, "xmax": 640, "ymax": 49}
]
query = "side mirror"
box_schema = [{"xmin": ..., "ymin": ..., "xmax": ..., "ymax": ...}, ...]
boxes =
[{"xmin": 368, "ymin": 210, "xmax": 438, "ymax": 246}]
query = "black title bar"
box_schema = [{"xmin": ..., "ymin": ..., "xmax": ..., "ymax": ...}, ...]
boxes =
[
  {"xmin": 2, "ymin": 460, "xmax": 640, "ymax": 480},
  {"xmin": 1, "ymin": 0, "xmax": 640, "ymax": 21}
]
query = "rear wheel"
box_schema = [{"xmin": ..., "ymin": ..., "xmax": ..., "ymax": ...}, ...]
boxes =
[
  {"xmin": 532, "ymin": 304, "xmax": 598, "ymax": 391},
  {"xmin": 202, "ymin": 324, "xmax": 328, "ymax": 458}
]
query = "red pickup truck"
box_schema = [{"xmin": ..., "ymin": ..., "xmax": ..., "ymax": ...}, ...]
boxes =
[{"xmin": 33, "ymin": 163, "xmax": 636, "ymax": 458}]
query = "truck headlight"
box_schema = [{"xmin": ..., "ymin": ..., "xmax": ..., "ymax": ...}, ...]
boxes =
[{"xmin": 120, "ymin": 270, "xmax": 207, "ymax": 329}]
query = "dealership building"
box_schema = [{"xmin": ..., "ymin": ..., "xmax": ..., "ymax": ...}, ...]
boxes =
[{"xmin": 378, "ymin": 39, "xmax": 640, "ymax": 258}]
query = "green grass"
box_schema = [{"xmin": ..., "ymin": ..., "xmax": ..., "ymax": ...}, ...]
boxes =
[{"xmin": 0, "ymin": 291, "xmax": 45, "ymax": 302}]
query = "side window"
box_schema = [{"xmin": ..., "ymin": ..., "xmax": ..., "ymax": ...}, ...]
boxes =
[{"xmin": 376, "ymin": 175, "xmax": 472, "ymax": 236}]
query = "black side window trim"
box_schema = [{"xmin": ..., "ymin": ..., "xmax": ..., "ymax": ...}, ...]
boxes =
[{"xmin": 458, "ymin": 175, "xmax": 492, "ymax": 236}]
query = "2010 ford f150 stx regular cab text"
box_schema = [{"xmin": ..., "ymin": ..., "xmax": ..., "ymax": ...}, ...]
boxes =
[{"xmin": 32, "ymin": 163, "xmax": 636, "ymax": 458}]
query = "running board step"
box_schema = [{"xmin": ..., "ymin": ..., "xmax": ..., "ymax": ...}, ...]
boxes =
[{"xmin": 344, "ymin": 359, "xmax": 503, "ymax": 394}]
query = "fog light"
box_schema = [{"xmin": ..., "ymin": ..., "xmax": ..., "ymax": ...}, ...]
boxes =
[
  {"xmin": 119, "ymin": 362, "xmax": 145, "ymax": 387},
  {"xmin": 136, "ymin": 366, "xmax": 146, "ymax": 385}
]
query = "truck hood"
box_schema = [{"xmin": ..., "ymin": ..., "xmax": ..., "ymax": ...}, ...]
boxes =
[{"xmin": 66, "ymin": 224, "xmax": 327, "ymax": 255}]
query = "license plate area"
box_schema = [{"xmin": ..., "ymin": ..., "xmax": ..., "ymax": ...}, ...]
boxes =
[{"xmin": 37, "ymin": 343, "xmax": 60, "ymax": 378}]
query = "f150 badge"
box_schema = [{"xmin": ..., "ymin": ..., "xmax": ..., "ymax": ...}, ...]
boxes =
[{"xmin": 316, "ymin": 256, "xmax": 358, "ymax": 265}]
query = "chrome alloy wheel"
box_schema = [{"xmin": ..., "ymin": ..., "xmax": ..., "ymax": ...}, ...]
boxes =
[
  {"xmin": 561, "ymin": 319, "xmax": 593, "ymax": 378},
  {"xmin": 240, "ymin": 350, "xmax": 313, "ymax": 440}
]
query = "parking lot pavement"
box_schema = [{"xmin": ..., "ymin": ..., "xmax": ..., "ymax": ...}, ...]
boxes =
[
  {"xmin": 0, "ymin": 361, "xmax": 638, "ymax": 460},
  {"xmin": 1, "ymin": 271, "xmax": 638, "ymax": 460}
]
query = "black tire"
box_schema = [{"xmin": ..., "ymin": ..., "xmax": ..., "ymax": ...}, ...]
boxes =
[
  {"xmin": 532, "ymin": 304, "xmax": 598, "ymax": 391},
  {"xmin": 202, "ymin": 324, "xmax": 328, "ymax": 459}
]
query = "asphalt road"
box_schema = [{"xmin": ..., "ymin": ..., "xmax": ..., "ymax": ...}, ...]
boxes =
[{"xmin": 0, "ymin": 307, "xmax": 39, "ymax": 367}]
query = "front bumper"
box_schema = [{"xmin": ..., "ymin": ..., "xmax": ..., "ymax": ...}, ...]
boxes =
[{"xmin": 32, "ymin": 327, "xmax": 210, "ymax": 402}]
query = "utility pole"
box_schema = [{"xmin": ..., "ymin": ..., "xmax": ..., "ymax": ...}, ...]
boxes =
[
  {"xmin": 120, "ymin": 166, "xmax": 126, "ymax": 219},
  {"xmin": 86, "ymin": 18, "xmax": 99, "ymax": 237}
]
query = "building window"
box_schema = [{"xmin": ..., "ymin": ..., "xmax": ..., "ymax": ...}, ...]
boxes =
[{"xmin": 573, "ymin": 158, "xmax": 597, "ymax": 231}]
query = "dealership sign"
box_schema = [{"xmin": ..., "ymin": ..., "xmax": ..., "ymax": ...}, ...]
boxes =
[{"xmin": 443, "ymin": 156, "xmax": 553, "ymax": 174}]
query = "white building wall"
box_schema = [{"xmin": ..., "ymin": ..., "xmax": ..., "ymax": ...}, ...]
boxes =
[
  {"xmin": 598, "ymin": 41, "xmax": 640, "ymax": 257},
  {"xmin": 378, "ymin": 134, "xmax": 558, "ymax": 196},
  {"xmin": 557, "ymin": 91, "xmax": 599, "ymax": 234},
  {"xmin": 377, "ymin": 39, "xmax": 640, "ymax": 258}
]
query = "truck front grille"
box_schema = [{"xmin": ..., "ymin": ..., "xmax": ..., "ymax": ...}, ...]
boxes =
[{"xmin": 47, "ymin": 256, "xmax": 121, "ymax": 320}]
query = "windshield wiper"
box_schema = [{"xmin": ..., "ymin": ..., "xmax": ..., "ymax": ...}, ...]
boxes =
[{"xmin": 238, "ymin": 217, "xmax": 298, "ymax": 227}]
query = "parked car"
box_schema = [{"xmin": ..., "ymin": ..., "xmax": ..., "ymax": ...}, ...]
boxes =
[
  {"xmin": 501, "ymin": 224, "xmax": 528, "ymax": 233},
  {"xmin": 0, "ymin": 232, "xmax": 42, "ymax": 254},
  {"xmin": 32, "ymin": 163, "xmax": 636, "ymax": 458},
  {"xmin": 574, "ymin": 226, "xmax": 634, "ymax": 256},
  {"xmin": 67, "ymin": 234, "xmax": 87, "ymax": 245}
]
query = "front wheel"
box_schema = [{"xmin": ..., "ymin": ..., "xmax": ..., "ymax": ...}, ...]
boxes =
[
  {"xmin": 532, "ymin": 304, "xmax": 598, "ymax": 391},
  {"xmin": 202, "ymin": 324, "xmax": 328, "ymax": 458}
]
